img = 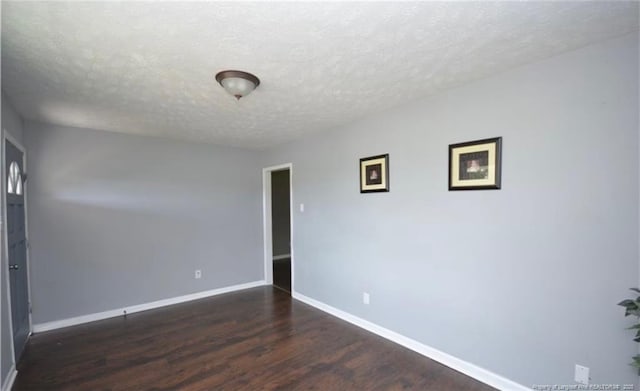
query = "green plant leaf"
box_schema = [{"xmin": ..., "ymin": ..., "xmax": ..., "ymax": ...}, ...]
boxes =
[
  {"xmin": 630, "ymin": 288, "xmax": 640, "ymax": 294},
  {"xmin": 619, "ymin": 299, "xmax": 636, "ymax": 307},
  {"xmin": 624, "ymin": 308, "xmax": 638, "ymax": 316},
  {"xmin": 621, "ymin": 296, "xmax": 640, "ymax": 373}
]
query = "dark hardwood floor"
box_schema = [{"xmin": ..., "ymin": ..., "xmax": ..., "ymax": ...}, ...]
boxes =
[{"xmin": 15, "ymin": 287, "xmax": 495, "ymax": 390}]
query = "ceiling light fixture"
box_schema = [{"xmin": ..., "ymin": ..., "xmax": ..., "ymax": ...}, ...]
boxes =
[{"xmin": 215, "ymin": 70, "xmax": 260, "ymax": 100}]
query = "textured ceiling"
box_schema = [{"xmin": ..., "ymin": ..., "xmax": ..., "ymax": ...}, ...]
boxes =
[{"xmin": 2, "ymin": 2, "xmax": 638, "ymax": 149}]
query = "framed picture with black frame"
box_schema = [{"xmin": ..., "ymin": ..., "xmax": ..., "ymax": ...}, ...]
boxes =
[
  {"xmin": 360, "ymin": 154, "xmax": 389, "ymax": 193},
  {"xmin": 448, "ymin": 137, "xmax": 502, "ymax": 190}
]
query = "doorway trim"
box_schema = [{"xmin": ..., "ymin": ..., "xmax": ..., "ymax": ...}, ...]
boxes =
[
  {"xmin": 2, "ymin": 131, "xmax": 33, "ymax": 365},
  {"xmin": 262, "ymin": 163, "xmax": 293, "ymax": 292}
]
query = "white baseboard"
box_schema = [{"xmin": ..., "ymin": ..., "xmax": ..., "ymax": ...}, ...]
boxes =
[
  {"xmin": 292, "ymin": 291, "xmax": 530, "ymax": 391},
  {"xmin": 1, "ymin": 365, "xmax": 17, "ymax": 391},
  {"xmin": 33, "ymin": 280, "xmax": 266, "ymax": 333},
  {"xmin": 273, "ymin": 254, "xmax": 291, "ymax": 260}
]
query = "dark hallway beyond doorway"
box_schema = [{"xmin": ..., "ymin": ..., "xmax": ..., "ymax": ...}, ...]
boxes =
[
  {"xmin": 273, "ymin": 257, "xmax": 291, "ymax": 293},
  {"xmin": 271, "ymin": 169, "xmax": 291, "ymax": 294}
]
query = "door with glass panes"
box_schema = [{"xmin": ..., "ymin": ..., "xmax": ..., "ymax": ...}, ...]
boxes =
[{"xmin": 6, "ymin": 139, "xmax": 30, "ymax": 360}]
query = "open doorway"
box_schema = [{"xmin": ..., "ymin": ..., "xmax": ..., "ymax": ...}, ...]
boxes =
[
  {"xmin": 262, "ymin": 164, "xmax": 293, "ymax": 294},
  {"xmin": 271, "ymin": 169, "xmax": 290, "ymax": 292}
]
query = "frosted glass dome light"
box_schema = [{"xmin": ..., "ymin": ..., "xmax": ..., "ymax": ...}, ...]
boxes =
[{"xmin": 215, "ymin": 70, "xmax": 260, "ymax": 100}]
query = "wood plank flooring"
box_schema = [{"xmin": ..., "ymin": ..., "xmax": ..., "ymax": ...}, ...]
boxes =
[{"xmin": 14, "ymin": 287, "xmax": 496, "ymax": 390}]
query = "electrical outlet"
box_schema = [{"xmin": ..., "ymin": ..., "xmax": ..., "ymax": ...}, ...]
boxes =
[
  {"xmin": 363, "ymin": 292, "xmax": 370, "ymax": 305},
  {"xmin": 574, "ymin": 364, "xmax": 589, "ymax": 385},
  {"xmin": 195, "ymin": 270, "xmax": 202, "ymax": 279}
]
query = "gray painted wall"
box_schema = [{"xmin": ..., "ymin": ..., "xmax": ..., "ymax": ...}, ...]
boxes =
[
  {"xmin": 1, "ymin": 92, "xmax": 25, "ymax": 386},
  {"xmin": 271, "ymin": 170, "xmax": 290, "ymax": 256},
  {"xmin": 263, "ymin": 34, "xmax": 639, "ymax": 387},
  {"xmin": 2, "ymin": 94, "xmax": 24, "ymax": 144},
  {"xmin": 24, "ymin": 122, "xmax": 264, "ymax": 324}
]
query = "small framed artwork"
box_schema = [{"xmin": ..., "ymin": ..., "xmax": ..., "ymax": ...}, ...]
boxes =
[
  {"xmin": 449, "ymin": 137, "xmax": 502, "ymax": 190},
  {"xmin": 360, "ymin": 154, "xmax": 389, "ymax": 193}
]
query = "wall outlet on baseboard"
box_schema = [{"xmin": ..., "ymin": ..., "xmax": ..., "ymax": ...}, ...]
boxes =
[
  {"xmin": 363, "ymin": 292, "xmax": 370, "ymax": 305},
  {"xmin": 574, "ymin": 364, "xmax": 589, "ymax": 385},
  {"xmin": 195, "ymin": 270, "xmax": 202, "ymax": 279}
]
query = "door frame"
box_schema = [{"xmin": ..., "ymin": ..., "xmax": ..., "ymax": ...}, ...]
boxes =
[
  {"xmin": 262, "ymin": 163, "xmax": 294, "ymax": 292},
  {"xmin": 2, "ymin": 132, "xmax": 33, "ymax": 363}
]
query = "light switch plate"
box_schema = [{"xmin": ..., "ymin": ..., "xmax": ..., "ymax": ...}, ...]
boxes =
[{"xmin": 575, "ymin": 364, "xmax": 589, "ymax": 385}]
